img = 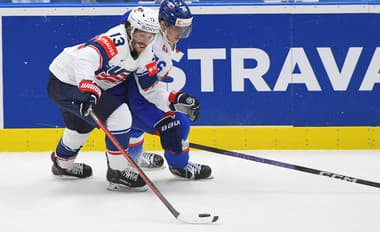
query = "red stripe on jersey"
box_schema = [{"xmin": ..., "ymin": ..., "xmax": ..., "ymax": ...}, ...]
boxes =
[
  {"xmin": 142, "ymin": 81, "xmax": 158, "ymax": 92},
  {"xmin": 87, "ymin": 45, "xmax": 103, "ymax": 70},
  {"xmin": 95, "ymin": 36, "xmax": 118, "ymax": 59}
]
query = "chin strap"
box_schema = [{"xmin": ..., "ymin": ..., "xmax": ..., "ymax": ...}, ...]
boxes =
[
  {"xmin": 128, "ymin": 27, "xmax": 136, "ymax": 55},
  {"xmin": 161, "ymin": 29, "xmax": 176, "ymax": 51}
]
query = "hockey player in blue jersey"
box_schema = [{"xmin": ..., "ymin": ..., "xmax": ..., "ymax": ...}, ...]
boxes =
[
  {"xmin": 111, "ymin": 0, "xmax": 212, "ymax": 180},
  {"xmin": 47, "ymin": 7, "xmax": 160, "ymax": 190}
]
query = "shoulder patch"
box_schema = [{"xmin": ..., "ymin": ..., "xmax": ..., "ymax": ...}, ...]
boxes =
[
  {"xmin": 94, "ymin": 36, "xmax": 118, "ymax": 59},
  {"xmin": 146, "ymin": 60, "xmax": 158, "ymax": 76}
]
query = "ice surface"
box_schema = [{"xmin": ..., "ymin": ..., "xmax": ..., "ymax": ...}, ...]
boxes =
[{"xmin": 1, "ymin": 150, "xmax": 380, "ymax": 232}]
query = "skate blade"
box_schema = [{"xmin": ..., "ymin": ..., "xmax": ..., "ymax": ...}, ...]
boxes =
[
  {"xmin": 52, "ymin": 174, "xmax": 89, "ymax": 180},
  {"xmin": 106, "ymin": 183, "xmax": 148, "ymax": 192}
]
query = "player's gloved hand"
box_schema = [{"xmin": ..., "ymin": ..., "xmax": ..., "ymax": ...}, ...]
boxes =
[
  {"xmin": 169, "ymin": 91, "xmax": 200, "ymax": 122},
  {"xmin": 78, "ymin": 80, "xmax": 102, "ymax": 117},
  {"xmin": 154, "ymin": 112, "xmax": 183, "ymax": 154}
]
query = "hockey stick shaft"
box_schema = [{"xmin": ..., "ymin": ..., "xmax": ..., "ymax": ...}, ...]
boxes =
[
  {"xmin": 190, "ymin": 143, "xmax": 380, "ymax": 189},
  {"xmin": 89, "ymin": 111, "xmax": 180, "ymax": 219}
]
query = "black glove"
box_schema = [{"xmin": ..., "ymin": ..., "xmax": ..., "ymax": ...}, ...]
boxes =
[
  {"xmin": 169, "ymin": 91, "xmax": 200, "ymax": 122},
  {"xmin": 154, "ymin": 113, "xmax": 183, "ymax": 153},
  {"xmin": 77, "ymin": 80, "xmax": 101, "ymax": 117}
]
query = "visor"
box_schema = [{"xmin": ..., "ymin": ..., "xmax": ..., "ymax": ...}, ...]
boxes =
[
  {"xmin": 172, "ymin": 17, "xmax": 192, "ymax": 38},
  {"xmin": 167, "ymin": 24, "xmax": 192, "ymax": 39}
]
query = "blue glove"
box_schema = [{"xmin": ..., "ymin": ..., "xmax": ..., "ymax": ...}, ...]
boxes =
[
  {"xmin": 169, "ymin": 91, "xmax": 200, "ymax": 122},
  {"xmin": 154, "ymin": 113, "xmax": 183, "ymax": 153}
]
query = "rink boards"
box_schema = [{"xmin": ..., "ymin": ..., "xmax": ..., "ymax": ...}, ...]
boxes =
[{"xmin": 0, "ymin": 3, "xmax": 380, "ymax": 150}]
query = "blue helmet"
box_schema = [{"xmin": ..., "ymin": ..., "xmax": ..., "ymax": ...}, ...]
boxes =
[{"xmin": 159, "ymin": 0, "xmax": 193, "ymax": 38}]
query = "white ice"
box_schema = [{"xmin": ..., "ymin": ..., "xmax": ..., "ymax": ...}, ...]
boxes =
[{"xmin": 1, "ymin": 150, "xmax": 380, "ymax": 232}]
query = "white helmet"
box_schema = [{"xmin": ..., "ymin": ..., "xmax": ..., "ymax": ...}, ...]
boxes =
[{"xmin": 127, "ymin": 7, "xmax": 160, "ymax": 34}]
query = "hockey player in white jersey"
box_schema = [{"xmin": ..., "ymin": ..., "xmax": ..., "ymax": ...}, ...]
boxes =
[
  {"xmin": 47, "ymin": 7, "xmax": 160, "ymax": 190},
  {"xmin": 111, "ymin": 0, "xmax": 212, "ymax": 179}
]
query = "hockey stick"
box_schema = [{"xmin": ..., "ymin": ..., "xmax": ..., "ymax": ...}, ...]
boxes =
[
  {"xmin": 89, "ymin": 111, "xmax": 218, "ymax": 224},
  {"xmin": 190, "ymin": 143, "xmax": 380, "ymax": 189}
]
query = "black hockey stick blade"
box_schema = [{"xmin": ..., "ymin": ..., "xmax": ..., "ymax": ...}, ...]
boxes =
[{"xmin": 190, "ymin": 143, "xmax": 380, "ymax": 189}]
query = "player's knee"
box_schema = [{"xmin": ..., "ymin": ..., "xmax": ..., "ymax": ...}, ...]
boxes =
[{"xmin": 107, "ymin": 103, "xmax": 132, "ymax": 131}]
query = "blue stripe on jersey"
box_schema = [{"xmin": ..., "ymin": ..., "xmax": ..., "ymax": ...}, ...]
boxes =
[
  {"xmin": 136, "ymin": 73, "xmax": 158, "ymax": 90},
  {"xmin": 84, "ymin": 40, "xmax": 111, "ymax": 67},
  {"xmin": 135, "ymin": 70, "xmax": 149, "ymax": 77}
]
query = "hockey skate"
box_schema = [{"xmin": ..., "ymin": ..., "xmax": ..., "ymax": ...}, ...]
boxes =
[
  {"xmin": 137, "ymin": 152, "xmax": 164, "ymax": 169},
  {"xmin": 51, "ymin": 152, "xmax": 92, "ymax": 178},
  {"xmin": 169, "ymin": 162, "xmax": 212, "ymax": 180},
  {"xmin": 106, "ymin": 166, "xmax": 147, "ymax": 192}
]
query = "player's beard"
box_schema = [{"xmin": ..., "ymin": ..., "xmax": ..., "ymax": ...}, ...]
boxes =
[{"xmin": 133, "ymin": 41, "xmax": 147, "ymax": 55}]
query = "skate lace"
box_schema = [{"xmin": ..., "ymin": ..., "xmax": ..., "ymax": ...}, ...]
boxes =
[
  {"xmin": 186, "ymin": 162, "xmax": 202, "ymax": 175},
  {"xmin": 122, "ymin": 169, "xmax": 139, "ymax": 181},
  {"xmin": 69, "ymin": 163, "xmax": 83, "ymax": 175},
  {"xmin": 140, "ymin": 152, "xmax": 155, "ymax": 166}
]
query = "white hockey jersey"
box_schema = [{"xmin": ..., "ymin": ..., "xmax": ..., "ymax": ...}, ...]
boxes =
[
  {"xmin": 49, "ymin": 24, "xmax": 157, "ymax": 91},
  {"xmin": 131, "ymin": 33, "xmax": 183, "ymax": 112},
  {"xmin": 153, "ymin": 33, "xmax": 174, "ymax": 81}
]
